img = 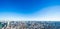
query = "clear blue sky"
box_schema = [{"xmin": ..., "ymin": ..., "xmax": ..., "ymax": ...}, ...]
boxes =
[
  {"xmin": 0, "ymin": 0, "xmax": 60, "ymax": 14},
  {"xmin": 0, "ymin": 0, "xmax": 60, "ymax": 21}
]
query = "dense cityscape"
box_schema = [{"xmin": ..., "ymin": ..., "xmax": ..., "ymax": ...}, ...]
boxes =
[{"xmin": 0, "ymin": 21, "xmax": 60, "ymax": 29}]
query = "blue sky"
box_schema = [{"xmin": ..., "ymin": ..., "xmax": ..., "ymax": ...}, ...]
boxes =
[{"xmin": 0, "ymin": 0, "xmax": 60, "ymax": 21}]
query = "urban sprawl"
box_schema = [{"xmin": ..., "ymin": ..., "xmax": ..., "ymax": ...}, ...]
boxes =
[{"xmin": 0, "ymin": 21, "xmax": 60, "ymax": 29}]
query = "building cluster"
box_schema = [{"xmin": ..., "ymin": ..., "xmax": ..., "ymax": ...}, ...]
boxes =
[{"xmin": 0, "ymin": 21, "xmax": 60, "ymax": 29}]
